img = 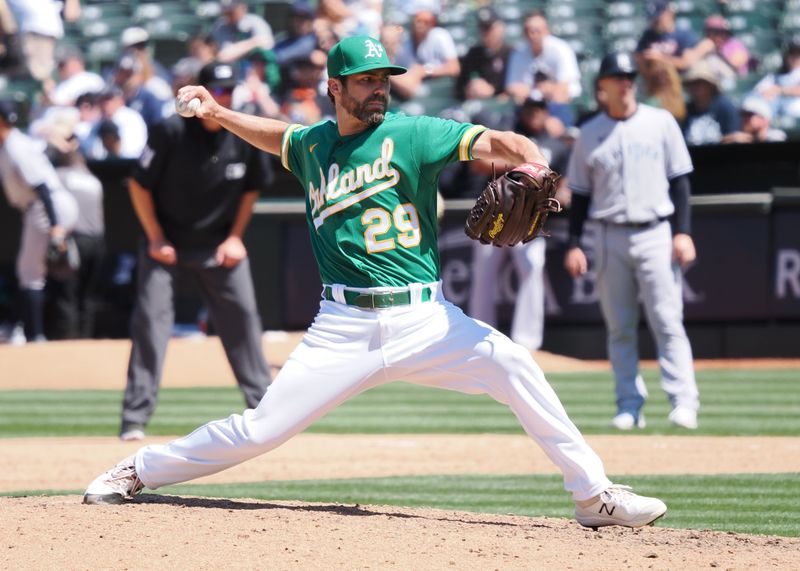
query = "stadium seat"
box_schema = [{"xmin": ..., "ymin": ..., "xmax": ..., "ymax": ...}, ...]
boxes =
[{"xmin": 80, "ymin": 17, "xmax": 132, "ymax": 40}]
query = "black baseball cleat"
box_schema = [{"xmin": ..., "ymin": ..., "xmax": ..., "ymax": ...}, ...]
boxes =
[
  {"xmin": 574, "ymin": 485, "xmax": 667, "ymax": 529},
  {"xmin": 83, "ymin": 455, "xmax": 144, "ymax": 505}
]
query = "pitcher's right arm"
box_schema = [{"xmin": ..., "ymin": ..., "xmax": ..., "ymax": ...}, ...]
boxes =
[{"xmin": 176, "ymin": 86, "xmax": 290, "ymax": 157}]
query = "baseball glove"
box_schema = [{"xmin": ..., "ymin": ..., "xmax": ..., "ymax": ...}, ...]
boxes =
[
  {"xmin": 46, "ymin": 235, "xmax": 80, "ymax": 280},
  {"xmin": 464, "ymin": 163, "xmax": 562, "ymax": 247}
]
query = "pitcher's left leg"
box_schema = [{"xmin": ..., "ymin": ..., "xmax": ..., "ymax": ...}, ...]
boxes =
[{"xmin": 394, "ymin": 300, "xmax": 611, "ymax": 501}]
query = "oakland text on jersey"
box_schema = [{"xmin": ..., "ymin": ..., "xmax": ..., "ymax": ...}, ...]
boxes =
[{"xmin": 308, "ymin": 137, "xmax": 400, "ymax": 229}]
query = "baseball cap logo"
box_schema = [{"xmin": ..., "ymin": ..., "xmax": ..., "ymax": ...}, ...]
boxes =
[{"xmin": 364, "ymin": 39, "xmax": 384, "ymax": 59}]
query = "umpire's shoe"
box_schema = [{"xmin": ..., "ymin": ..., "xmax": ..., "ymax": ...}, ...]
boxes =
[
  {"xmin": 83, "ymin": 455, "xmax": 144, "ymax": 505},
  {"xmin": 574, "ymin": 485, "xmax": 667, "ymax": 529}
]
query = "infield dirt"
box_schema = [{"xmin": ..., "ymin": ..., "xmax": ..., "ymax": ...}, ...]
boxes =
[{"xmin": 1, "ymin": 336, "xmax": 798, "ymax": 569}]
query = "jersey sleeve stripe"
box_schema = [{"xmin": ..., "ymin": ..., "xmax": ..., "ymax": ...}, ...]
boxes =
[
  {"xmin": 459, "ymin": 125, "xmax": 487, "ymax": 161},
  {"xmin": 280, "ymin": 124, "xmax": 304, "ymax": 172}
]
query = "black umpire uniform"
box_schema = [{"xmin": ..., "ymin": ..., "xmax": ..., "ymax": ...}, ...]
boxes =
[{"xmin": 120, "ymin": 62, "xmax": 273, "ymax": 439}]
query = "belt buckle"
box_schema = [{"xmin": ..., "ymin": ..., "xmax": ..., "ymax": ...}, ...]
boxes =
[
  {"xmin": 373, "ymin": 292, "xmax": 394, "ymax": 309},
  {"xmin": 353, "ymin": 293, "xmax": 396, "ymax": 309}
]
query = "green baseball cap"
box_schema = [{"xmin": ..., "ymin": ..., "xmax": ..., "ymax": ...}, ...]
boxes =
[{"xmin": 327, "ymin": 35, "xmax": 407, "ymax": 78}]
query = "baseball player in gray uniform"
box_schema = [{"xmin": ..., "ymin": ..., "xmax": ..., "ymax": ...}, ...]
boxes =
[
  {"xmin": 0, "ymin": 100, "xmax": 78, "ymax": 342},
  {"xmin": 564, "ymin": 53, "xmax": 700, "ymax": 430}
]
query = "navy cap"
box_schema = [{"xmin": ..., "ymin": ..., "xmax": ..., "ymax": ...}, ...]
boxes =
[
  {"xmin": 598, "ymin": 52, "xmax": 638, "ymax": 79},
  {"xmin": 476, "ymin": 7, "xmax": 500, "ymax": 30},
  {"xmin": 292, "ymin": 1, "xmax": 315, "ymax": 18},
  {"xmin": 646, "ymin": 0, "xmax": 673, "ymax": 21},
  {"xmin": 0, "ymin": 100, "xmax": 18, "ymax": 125},
  {"xmin": 198, "ymin": 61, "xmax": 238, "ymax": 88}
]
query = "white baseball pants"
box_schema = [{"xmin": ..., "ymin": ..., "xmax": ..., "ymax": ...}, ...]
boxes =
[{"xmin": 135, "ymin": 284, "xmax": 611, "ymax": 501}]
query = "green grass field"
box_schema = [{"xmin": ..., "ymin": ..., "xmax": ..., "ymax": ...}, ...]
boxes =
[
  {"xmin": 2, "ymin": 368, "xmax": 798, "ymax": 536},
  {"xmin": 1, "ymin": 369, "xmax": 798, "ymax": 437}
]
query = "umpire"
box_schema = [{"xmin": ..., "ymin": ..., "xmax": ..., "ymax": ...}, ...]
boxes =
[{"xmin": 120, "ymin": 61, "xmax": 273, "ymax": 441}]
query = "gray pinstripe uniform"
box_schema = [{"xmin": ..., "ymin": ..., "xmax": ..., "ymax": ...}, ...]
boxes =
[{"xmin": 566, "ymin": 104, "xmax": 699, "ymax": 416}]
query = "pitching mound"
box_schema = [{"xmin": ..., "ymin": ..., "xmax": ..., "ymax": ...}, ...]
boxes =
[{"xmin": 2, "ymin": 495, "xmax": 798, "ymax": 569}]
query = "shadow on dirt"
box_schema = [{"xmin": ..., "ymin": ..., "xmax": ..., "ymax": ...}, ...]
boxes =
[{"xmin": 137, "ymin": 494, "xmax": 547, "ymax": 528}]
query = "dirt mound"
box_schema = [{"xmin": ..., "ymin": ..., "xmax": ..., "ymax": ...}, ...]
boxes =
[{"xmin": 2, "ymin": 496, "xmax": 797, "ymax": 570}]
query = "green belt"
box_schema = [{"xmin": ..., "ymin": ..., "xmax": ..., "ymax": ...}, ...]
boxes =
[{"xmin": 323, "ymin": 286, "xmax": 434, "ymax": 309}]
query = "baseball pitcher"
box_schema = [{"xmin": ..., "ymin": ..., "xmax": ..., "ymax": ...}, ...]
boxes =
[{"xmin": 84, "ymin": 36, "xmax": 667, "ymax": 530}]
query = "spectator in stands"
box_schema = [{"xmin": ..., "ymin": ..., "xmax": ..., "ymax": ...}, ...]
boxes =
[
  {"xmin": 112, "ymin": 53, "xmax": 174, "ymax": 129},
  {"xmin": 97, "ymin": 119, "xmax": 122, "ymax": 158},
  {"xmin": 44, "ymin": 45, "xmax": 105, "ymax": 107},
  {"xmin": 237, "ymin": 48, "xmax": 283, "ymax": 119},
  {"xmin": 635, "ymin": 0, "xmax": 706, "ymax": 73},
  {"xmin": 682, "ymin": 60, "xmax": 740, "ymax": 146},
  {"xmin": 639, "ymin": 56, "xmax": 686, "ymax": 122},
  {"xmin": 171, "ymin": 58, "xmax": 203, "ymax": 94},
  {"xmin": 189, "ymin": 33, "xmax": 219, "ymax": 67},
  {"xmin": 246, "ymin": 48, "xmax": 281, "ymax": 94},
  {"xmin": 274, "ymin": 2, "xmax": 317, "ymax": 62},
  {"xmin": 698, "ymin": 15, "xmax": 751, "ymax": 77},
  {"xmin": 0, "ymin": 0, "xmax": 17, "ymax": 73},
  {"xmin": 505, "ymin": 10, "xmax": 581, "ymax": 129},
  {"xmin": 120, "ymin": 26, "xmax": 173, "ymax": 94},
  {"xmin": 170, "ymin": 34, "xmax": 218, "ymax": 94},
  {"xmin": 73, "ymin": 92, "xmax": 101, "ymax": 149},
  {"xmin": 750, "ymin": 38, "xmax": 800, "ymax": 125},
  {"xmin": 42, "ymin": 110, "xmax": 106, "ymax": 339},
  {"xmin": 455, "ymin": 7, "xmax": 513, "ymax": 102},
  {"xmin": 280, "ymin": 57, "xmax": 332, "ymax": 125},
  {"xmin": 5, "ymin": 0, "xmax": 79, "ymax": 83},
  {"xmin": 387, "ymin": 2, "xmax": 460, "ymax": 100},
  {"xmin": 211, "ymin": 0, "xmax": 274, "ymax": 65},
  {"xmin": 83, "ymin": 87, "xmax": 147, "ymax": 160},
  {"xmin": 318, "ymin": 0, "xmax": 383, "ymax": 39},
  {"xmin": 721, "ymin": 97, "xmax": 787, "ymax": 144},
  {"xmin": 273, "ymin": 2, "xmax": 320, "ymax": 85}
]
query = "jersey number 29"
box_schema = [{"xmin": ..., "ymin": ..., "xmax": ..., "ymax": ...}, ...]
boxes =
[{"xmin": 362, "ymin": 204, "xmax": 421, "ymax": 254}]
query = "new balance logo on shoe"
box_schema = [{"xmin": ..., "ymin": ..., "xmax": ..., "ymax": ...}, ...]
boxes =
[
  {"xmin": 574, "ymin": 485, "xmax": 667, "ymax": 529},
  {"xmin": 599, "ymin": 503, "xmax": 616, "ymax": 515}
]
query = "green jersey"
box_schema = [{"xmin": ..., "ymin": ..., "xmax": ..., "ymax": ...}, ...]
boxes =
[{"xmin": 280, "ymin": 112, "xmax": 485, "ymax": 287}]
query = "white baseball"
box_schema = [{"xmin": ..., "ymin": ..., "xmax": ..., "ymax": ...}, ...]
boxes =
[{"xmin": 176, "ymin": 97, "xmax": 201, "ymax": 118}]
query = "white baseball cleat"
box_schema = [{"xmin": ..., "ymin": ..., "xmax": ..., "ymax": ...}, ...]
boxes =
[
  {"xmin": 610, "ymin": 411, "xmax": 646, "ymax": 430},
  {"xmin": 575, "ymin": 485, "xmax": 667, "ymax": 529},
  {"xmin": 669, "ymin": 406, "xmax": 698, "ymax": 429},
  {"xmin": 119, "ymin": 428, "xmax": 146, "ymax": 442},
  {"xmin": 83, "ymin": 455, "xmax": 144, "ymax": 505}
]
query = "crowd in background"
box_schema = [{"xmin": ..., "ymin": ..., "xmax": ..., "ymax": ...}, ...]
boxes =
[{"xmin": 0, "ymin": 0, "xmax": 798, "ymax": 343}]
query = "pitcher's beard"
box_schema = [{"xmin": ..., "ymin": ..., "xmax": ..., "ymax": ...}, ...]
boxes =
[{"xmin": 341, "ymin": 91, "xmax": 388, "ymax": 126}]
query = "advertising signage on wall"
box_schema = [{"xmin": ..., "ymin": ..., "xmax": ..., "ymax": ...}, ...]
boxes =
[{"xmin": 280, "ymin": 203, "xmax": 800, "ymax": 330}]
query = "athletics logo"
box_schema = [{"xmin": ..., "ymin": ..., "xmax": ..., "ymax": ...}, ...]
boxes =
[{"xmin": 364, "ymin": 40, "xmax": 384, "ymax": 59}]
